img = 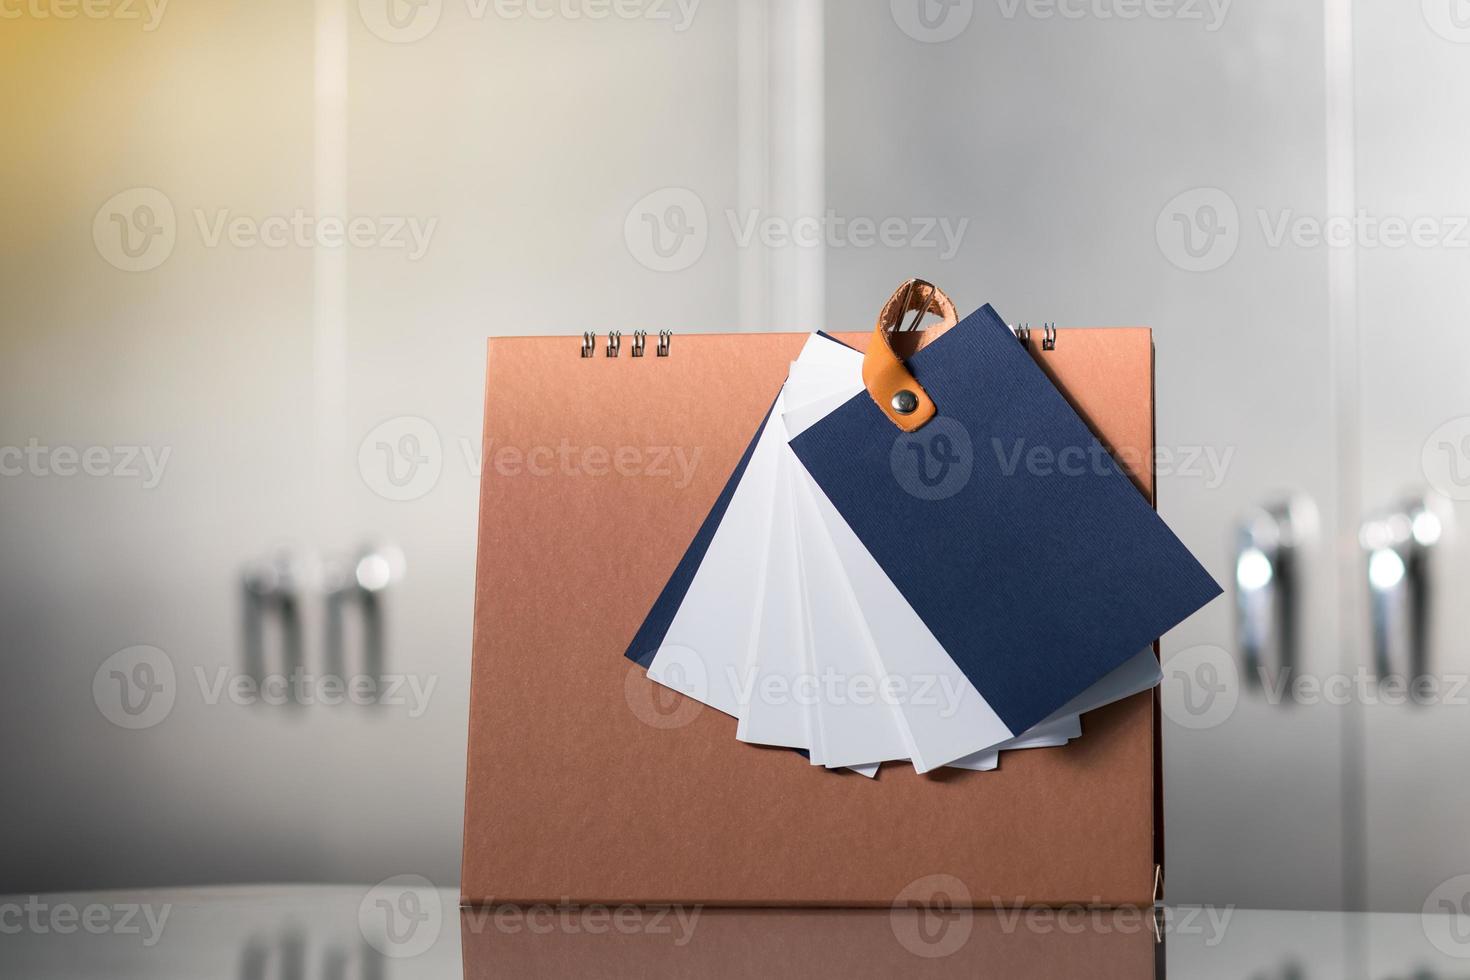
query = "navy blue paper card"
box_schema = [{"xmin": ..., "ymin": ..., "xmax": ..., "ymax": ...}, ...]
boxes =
[{"xmin": 788, "ymin": 305, "xmax": 1222, "ymax": 737}]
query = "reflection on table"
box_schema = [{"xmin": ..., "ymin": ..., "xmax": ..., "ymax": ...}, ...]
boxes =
[{"xmin": 1, "ymin": 886, "xmax": 1466, "ymax": 978}]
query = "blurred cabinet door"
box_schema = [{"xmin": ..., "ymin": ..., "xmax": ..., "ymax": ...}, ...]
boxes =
[
  {"xmin": 0, "ymin": 3, "xmax": 325, "ymax": 889},
  {"xmin": 1353, "ymin": 1, "xmax": 1470, "ymax": 914},
  {"xmin": 824, "ymin": 2, "xmax": 1345, "ymax": 910},
  {"xmin": 322, "ymin": 4, "xmax": 752, "ymax": 883},
  {"xmin": 0, "ymin": 0, "xmax": 751, "ymax": 891}
]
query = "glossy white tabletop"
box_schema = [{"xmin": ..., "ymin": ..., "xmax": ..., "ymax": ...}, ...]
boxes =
[{"xmin": 1, "ymin": 885, "xmax": 1466, "ymax": 978}]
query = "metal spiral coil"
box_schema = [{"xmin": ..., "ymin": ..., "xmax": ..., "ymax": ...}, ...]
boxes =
[
  {"xmin": 1011, "ymin": 322, "xmax": 1058, "ymax": 350},
  {"xmin": 580, "ymin": 330, "xmax": 672, "ymax": 357}
]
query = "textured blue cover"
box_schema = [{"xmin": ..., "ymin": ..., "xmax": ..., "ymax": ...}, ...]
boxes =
[{"xmin": 788, "ymin": 305, "xmax": 1221, "ymax": 736}]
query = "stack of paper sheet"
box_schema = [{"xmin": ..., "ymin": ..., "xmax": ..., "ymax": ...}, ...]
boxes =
[{"xmin": 626, "ymin": 306, "xmax": 1221, "ymax": 776}]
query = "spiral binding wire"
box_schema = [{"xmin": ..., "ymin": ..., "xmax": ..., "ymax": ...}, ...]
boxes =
[
  {"xmin": 583, "ymin": 324, "xmax": 1051, "ymax": 357},
  {"xmin": 581, "ymin": 331, "xmax": 673, "ymax": 357},
  {"xmin": 1011, "ymin": 322, "xmax": 1059, "ymax": 351}
]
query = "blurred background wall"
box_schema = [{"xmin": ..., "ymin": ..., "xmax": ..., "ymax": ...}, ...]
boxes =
[{"xmin": 2, "ymin": 0, "xmax": 1468, "ymax": 913}]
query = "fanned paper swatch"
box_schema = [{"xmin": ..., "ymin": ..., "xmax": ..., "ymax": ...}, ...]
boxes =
[{"xmin": 627, "ymin": 311, "xmax": 1220, "ymax": 775}]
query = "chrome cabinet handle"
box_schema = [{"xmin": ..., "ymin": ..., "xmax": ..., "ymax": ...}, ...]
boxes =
[
  {"xmin": 324, "ymin": 543, "xmax": 405, "ymax": 688},
  {"xmin": 1359, "ymin": 494, "xmax": 1444, "ymax": 682},
  {"xmin": 241, "ymin": 549, "xmax": 308, "ymax": 700},
  {"xmin": 241, "ymin": 543, "xmax": 403, "ymax": 705},
  {"xmin": 1234, "ymin": 497, "xmax": 1313, "ymax": 691}
]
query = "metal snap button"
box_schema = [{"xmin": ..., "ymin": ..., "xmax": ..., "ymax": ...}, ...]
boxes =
[{"xmin": 891, "ymin": 390, "xmax": 919, "ymax": 415}]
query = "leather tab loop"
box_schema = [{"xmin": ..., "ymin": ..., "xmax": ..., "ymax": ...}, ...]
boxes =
[{"xmin": 862, "ymin": 279, "xmax": 959, "ymax": 431}]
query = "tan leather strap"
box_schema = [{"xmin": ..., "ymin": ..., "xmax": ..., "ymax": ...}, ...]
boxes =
[{"xmin": 862, "ymin": 279, "xmax": 959, "ymax": 431}]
